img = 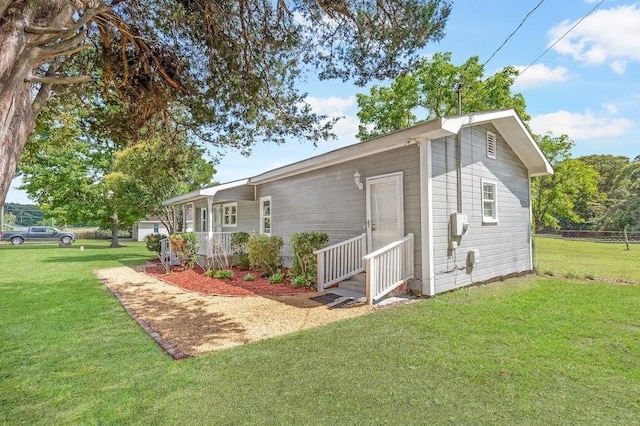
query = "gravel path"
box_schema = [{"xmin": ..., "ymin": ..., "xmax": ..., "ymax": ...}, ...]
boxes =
[{"xmin": 96, "ymin": 266, "xmax": 377, "ymax": 357}]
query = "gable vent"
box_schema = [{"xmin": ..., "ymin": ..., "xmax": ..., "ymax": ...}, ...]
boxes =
[{"xmin": 486, "ymin": 131, "xmax": 497, "ymax": 159}]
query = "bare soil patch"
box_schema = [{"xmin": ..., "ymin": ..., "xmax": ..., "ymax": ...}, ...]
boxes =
[{"xmin": 97, "ymin": 266, "xmax": 375, "ymax": 357}]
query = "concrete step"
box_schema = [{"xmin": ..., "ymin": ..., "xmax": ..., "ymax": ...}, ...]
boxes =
[
  {"xmin": 351, "ymin": 272, "xmax": 366, "ymax": 283},
  {"xmin": 339, "ymin": 279, "xmax": 365, "ymax": 293}
]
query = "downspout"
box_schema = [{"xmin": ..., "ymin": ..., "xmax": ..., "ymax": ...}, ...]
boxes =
[
  {"xmin": 419, "ymin": 139, "xmax": 435, "ymax": 296},
  {"xmin": 455, "ymin": 83, "xmax": 464, "ymax": 213}
]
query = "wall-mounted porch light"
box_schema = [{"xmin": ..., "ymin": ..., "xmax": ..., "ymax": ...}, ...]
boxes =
[{"xmin": 353, "ymin": 170, "xmax": 363, "ymax": 190}]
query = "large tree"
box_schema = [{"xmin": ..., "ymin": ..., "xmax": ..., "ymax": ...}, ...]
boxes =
[
  {"xmin": 18, "ymin": 87, "xmax": 215, "ymax": 246},
  {"xmin": 531, "ymin": 134, "xmax": 600, "ymax": 231},
  {"xmin": 356, "ymin": 52, "xmax": 528, "ymax": 140},
  {"xmin": 597, "ymin": 159, "xmax": 640, "ymax": 231},
  {"xmin": 0, "ymin": 0, "xmax": 452, "ymax": 207}
]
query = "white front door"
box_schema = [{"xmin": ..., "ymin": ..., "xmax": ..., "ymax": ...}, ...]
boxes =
[
  {"xmin": 366, "ymin": 172, "xmax": 404, "ymax": 252},
  {"xmin": 213, "ymin": 204, "xmax": 222, "ymax": 232}
]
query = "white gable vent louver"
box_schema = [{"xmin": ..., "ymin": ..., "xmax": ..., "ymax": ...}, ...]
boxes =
[{"xmin": 486, "ymin": 131, "xmax": 497, "ymax": 159}]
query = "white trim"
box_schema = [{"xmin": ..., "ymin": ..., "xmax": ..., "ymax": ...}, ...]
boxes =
[
  {"xmin": 365, "ymin": 172, "xmax": 404, "ymax": 252},
  {"xmin": 528, "ymin": 177, "xmax": 533, "ymax": 270},
  {"xmin": 207, "ymin": 196, "xmax": 214, "ymax": 235},
  {"xmin": 259, "ymin": 196, "xmax": 272, "ymax": 235},
  {"xmin": 163, "ymin": 179, "xmax": 250, "ymax": 205},
  {"xmin": 419, "ymin": 139, "xmax": 435, "ymax": 297},
  {"xmin": 481, "ymin": 179, "xmax": 499, "ymax": 224},
  {"xmin": 222, "ymin": 202, "xmax": 238, "ymax": 227}
]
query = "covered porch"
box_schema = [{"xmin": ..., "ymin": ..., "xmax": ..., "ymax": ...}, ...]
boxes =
[{"xmin": 162, "ymin": 179, "xmax": 257, "ymax": 256}]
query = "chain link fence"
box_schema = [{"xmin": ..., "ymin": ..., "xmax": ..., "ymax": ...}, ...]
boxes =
[{"xmin": 533, "ymin": 231, "xmax": 640, "ymax": 284}]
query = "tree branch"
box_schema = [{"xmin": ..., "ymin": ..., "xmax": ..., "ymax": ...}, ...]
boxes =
[
  {"xmin": 38, "ymin": 31, "xmax": 87, "ymax": 57},
  {"xmin": 24, "ymin": 25, "xmax": 70, "ymax": 34},
  {"xmin": 25, "ymin": 75, "xmax": 93, "ymax": 85},
  {"xmin": 41, "ymin": 43, "xmax": 91, "ymax": 60}
]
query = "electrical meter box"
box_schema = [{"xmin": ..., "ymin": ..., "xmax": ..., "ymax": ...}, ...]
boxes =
[
  {"xmin": 450, "ymin": 213, "xmax": 468, "ymax": 236},
  {"xmin": 467, "ymin": 249, "xmax": 480, "ymax": 265}
]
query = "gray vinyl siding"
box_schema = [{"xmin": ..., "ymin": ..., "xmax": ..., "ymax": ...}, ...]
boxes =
[
  {"xmin": 430, "ymin": 124, "xmax": 532, "ymax": 294},
  {"xmin": 221, "ymin": 200, "xmax": 259, "ymax": 233},
  {"xmin": 256, "ymin": 145, "xmax": 422, "ymax": 277}
]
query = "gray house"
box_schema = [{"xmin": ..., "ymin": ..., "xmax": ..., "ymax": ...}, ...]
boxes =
[{"xmin": 163, "ymin": 109, "xmax": 552, "ymax": 303}]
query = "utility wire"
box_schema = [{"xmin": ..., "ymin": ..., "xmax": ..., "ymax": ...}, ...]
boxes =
[
  {"xmin": 483, "ymin": 0, "xmax": 546, "ymax": 67},
  {"xmin": 515, "ymin": 0, "xmax": 606, "ymax": 81}
]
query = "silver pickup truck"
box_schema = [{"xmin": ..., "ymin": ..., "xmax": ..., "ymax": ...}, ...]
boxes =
[{"xmin": 0, "ymin": 226, "xmax": 76, "ymax": 245}]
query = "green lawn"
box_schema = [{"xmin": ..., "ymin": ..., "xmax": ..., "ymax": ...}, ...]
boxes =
[
  {"xmin": 535, "ymin": 236, "xmax": 640, "ymax": 283},
  {"xmin": 1, "ymin": 241, "xmax": 639, "ymax": 424}
]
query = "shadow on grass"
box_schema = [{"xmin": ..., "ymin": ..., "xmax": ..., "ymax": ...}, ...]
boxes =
[{"xmin": 42, "ymin": 253, "xmax": 151, "ymax": 265}]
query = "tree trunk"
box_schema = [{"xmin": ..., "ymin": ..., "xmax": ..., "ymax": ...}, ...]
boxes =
[
  {"xmin": 110, "ymin": 212, "xmax": 121, "ymax": 248},
  {"xmin": 0, "ymin": 2, "xmax": 78, "ymax": 207}
]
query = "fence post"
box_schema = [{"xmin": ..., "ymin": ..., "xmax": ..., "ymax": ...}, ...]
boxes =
[{"xmin": 317, "ymin": 252, "xmax": 325, "ymax": 292}]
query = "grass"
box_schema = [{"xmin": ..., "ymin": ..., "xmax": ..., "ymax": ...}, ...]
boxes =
[
  {"xmin": 534, "ymin": 236, "xmax": 640, "ymax": 283},
  {"xmin": 1, "ymin": 240, "xmax": 639, "ymax": 424}
]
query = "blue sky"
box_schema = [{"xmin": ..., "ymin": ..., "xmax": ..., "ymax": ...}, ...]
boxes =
[{"xmin": 7, "ymin": 0, "xmax": 640, "ymax": 203}]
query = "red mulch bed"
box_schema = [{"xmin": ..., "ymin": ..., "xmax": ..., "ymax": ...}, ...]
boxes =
[{"xmin": 145, "ymin": 264, "xmax": 316, "ymax": 296}]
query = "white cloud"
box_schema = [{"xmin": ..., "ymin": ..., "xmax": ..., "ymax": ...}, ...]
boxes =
[
  {"xmin": 549, "ymin": 5, "xmax": 640, "ymax": 74},
  {"xmin": 530, "ymin": 110, "xmax": 634, "ymax": 140},
  {"xmin": 602, "ymin": 103, "xmax": 618, "ymax": 114},
  {"xmin": 307, "ymin": 95, "xmax": 356, "ymax": 116},
  {"xmin": 513, "ymin": 64, "xmax": 570, "ymax": 89},
  {"xmin": 307, "ymin": 95, "xmax": 359, "ymax": 145}
]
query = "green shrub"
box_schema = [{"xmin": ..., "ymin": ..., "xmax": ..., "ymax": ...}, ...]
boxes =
[
  {"xmin": 269, "ymin": 272, "xmax": 284, "ymax": 284},
  {"xmin": 206, "ymin": 269, "xmax": 234, "ymax": 279},
  {"xmin": 291, "ymin": 275, "xmax": 308, "ymax": 287},
  {"xmin": 231, "ymin": 232, "xmax": 251, "ymax": 270},
  {"xmin": 144, "ymin": 233, "xmax": 168, "ymax": 254},
  {"xmin": 247, "ymin": 234, "xmax": 283, "ymax": 275},
  {"xmin": 243, "ymin": 273, "xmax": 256, "ymax": 281},
  {"xmin": 289, "ymin": 231, "xmax": 329, "ymax": 287},
  {"xmin": 169, "ymin": 233, "xmax": 199, "ymax": 269}
]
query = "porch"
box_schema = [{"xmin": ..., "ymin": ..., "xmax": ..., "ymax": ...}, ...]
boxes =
[{"xmin": 314, "ymin": 233, "xmax": 415, "ymax": 305}]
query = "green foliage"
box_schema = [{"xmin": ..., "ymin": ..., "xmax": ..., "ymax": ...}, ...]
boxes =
[
  {"xmin": 598, "ymin": 161, "xmax": 640, "ymax": 231},
  {"xmin": 231, "ymin": 232, "xmax": 251, "ymax": 270},
  {"xmin": 243, "ymin": 273, "xmax": 256, "ymax": 282},
  {"xmin": 269, "ymin": 273, "xmax": 284, "ymax": 284},
  {"xmin": 291, "ymin": 275, "xmax": 308, "ymax": 287},
  {"xmin": 289, "ymin": 231, "xmax": 329, "ymax": 287},
  {"xmin": 247, "ymin": 234, "xmax": 284, "ymax": 275},
  {"xmin": 144, "ymin": 233, "xmax": 168, "ymax": 254},
  {"xmin": 531, "ymin": 134, "xmax": 600, "ymax": 231},
  {"xmin": 356, "ymin": 52, "xmax": 528, "ymax": 140},
  {"xmin": 169, "ymin": 233, "xmax": 199, "ymax": 269},
  {"xmin": 206, "ymin": 269, "xmax": 234, "ymax": 279}
]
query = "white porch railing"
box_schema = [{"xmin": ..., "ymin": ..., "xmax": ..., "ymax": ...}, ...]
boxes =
[
  {"xmin": 194, "ymin": 232, "xmax": 234, "ymax": 256},
  {"xmin": 363, "ymin": 233, "xmax": 414, "ymax": 305},
  {"xmin": 314, "ymin": 233, "xmax": 367, "ymax": 292}
]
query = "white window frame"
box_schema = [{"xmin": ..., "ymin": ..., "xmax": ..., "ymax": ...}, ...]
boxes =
[
  {"xmin": 481, "ymin": 179, "xmax": 498, "ymax": 224},
  {"xmin": 260, "ymin": 196, "xmax": 272, "ymax": 235},
  {"xmin": 222, "ymin": 202, "xmax": 238, "ymax": 227},
  {"xmin": 486, "ymin": 131, "xmax": 497, "ymax": 159}
]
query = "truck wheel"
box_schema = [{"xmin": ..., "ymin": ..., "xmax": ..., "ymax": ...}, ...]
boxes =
[
  {"xmin": 11, "ymin": 237, "xmax": 24, "ymax": 245},
  {"xmin": 61, "ymin": 236, "xmax": 72, "ymax": 244}
]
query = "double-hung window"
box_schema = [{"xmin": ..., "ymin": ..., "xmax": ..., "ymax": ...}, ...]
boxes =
[
  {"xmin": 481, "ymin": 179, "xmax": 498, "ymax": 224},
  {"xmin": 222, "ymin": 203, "xmax": 237, "ymax": 227},
  {"xmin": 260, "ymin": 196, "xmax": 271, "ymax": 235}
]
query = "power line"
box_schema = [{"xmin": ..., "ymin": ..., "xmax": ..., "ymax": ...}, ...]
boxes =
[
  {"xmin": 515, "ymin": 0, "xmax": 606, "ymax": 81},
  {"xmin": 483, "ymin": 0, "xmax": 546, "ymax": 67}
]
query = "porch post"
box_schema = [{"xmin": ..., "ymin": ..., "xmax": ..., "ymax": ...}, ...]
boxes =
[
  {"xmin": 181, "ymin": 204, "xmax": 186, "ymax": 232},
  {"xmin": 207, "ymin": 196, "xmax": 214, "ymax": 239},
  {"xmin": 419, "ymin": 139, "xmax": 435, "ymax": 297},
  {"xmin": 172, "ymin": 205, "xmax": 177, "ymax": 234}
]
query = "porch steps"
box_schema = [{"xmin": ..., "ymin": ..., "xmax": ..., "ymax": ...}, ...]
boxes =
[{"xmin": 338, "ymin": 272, "xmax": 366, "ymax": 294}]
